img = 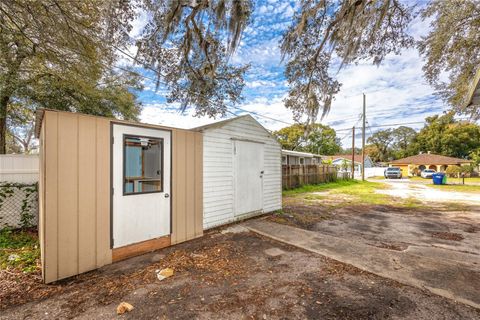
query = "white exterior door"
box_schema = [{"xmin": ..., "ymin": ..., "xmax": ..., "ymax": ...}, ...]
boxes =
[
  {"xmin": 234, "ymin": 140, "xmax": 264, "ymax": 216},
  {"xmin": 112, "ymin": 124, "xmax": 171, "ymax": 248}
]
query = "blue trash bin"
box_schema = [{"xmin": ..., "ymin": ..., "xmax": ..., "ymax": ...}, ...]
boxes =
[{"xmin": 432, "ymin": 173, "xmax": 445, "ymax": 185}]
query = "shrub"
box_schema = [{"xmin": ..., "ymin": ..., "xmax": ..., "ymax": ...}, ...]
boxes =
[{"xmin": 445, "ymin": 166, "xmax": 462, "ymax": 177}]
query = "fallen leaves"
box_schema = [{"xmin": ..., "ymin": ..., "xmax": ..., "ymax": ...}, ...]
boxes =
[
  {"xmin": 431, "ymin": 232, "xmax": 464, "ymax": 241},
  {"xmin": 0, "ymin": 237, "xmax": 251, "ymax": 315},
  {"xmin": 0, "ymin": 269, "xmax": 61, "ymax": 310},
  {"xmin": 158, "ymin": 243, "xmax": 249, "ymax": 282}
]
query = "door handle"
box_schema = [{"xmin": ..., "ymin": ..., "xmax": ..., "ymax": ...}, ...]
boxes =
[{"xmin": 164, "ymin": 193, "xmax": 170, "ymax": 198}]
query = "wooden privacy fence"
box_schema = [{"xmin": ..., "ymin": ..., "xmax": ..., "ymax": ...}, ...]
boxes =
[{"xmin": 282, "ymin": 165, "xmax": 341, "ymax": 190}]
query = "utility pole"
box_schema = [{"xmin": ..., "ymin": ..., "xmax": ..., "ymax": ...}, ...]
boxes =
[
  {"xmin": 351, "ymin": 126, "xmax": 355, "ymax": 179},
  {"xmin": 362, "ymin": 93, "xmax": 366, "ymax": 181}
]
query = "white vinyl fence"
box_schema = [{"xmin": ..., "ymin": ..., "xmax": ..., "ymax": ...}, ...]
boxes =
[
  {"xmin": 0, "ymin": 154, "xmax": 39, "ymax": 183},
  {"xmin": 0, "ymin": 155, "xmax": 39, "ymax": 229},
  {"xmin": 364, "ymin": 167, "xmax": 387, "ymax": 178}
]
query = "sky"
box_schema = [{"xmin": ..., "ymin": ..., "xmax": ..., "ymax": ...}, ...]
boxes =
[{"xmin": 126, "ymin": 0, "xmax": 453, "ymax": 148}]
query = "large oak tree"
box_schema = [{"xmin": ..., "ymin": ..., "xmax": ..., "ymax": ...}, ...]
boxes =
[{"xmin": 0, "ymin": 0, "xmax": 141, "ymax": 153}]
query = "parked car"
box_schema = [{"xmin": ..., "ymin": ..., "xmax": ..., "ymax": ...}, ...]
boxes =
[
  {"xmin": 384, "ymin": 167, "xmax": 402, "ymax": 179},
  {"xmin": 421, "ymin": 169, "xmax": 436, "ymax": 178}
]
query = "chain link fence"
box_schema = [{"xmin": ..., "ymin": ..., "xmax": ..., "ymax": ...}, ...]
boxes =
[{"xmin": 0, "ymin": 182, "xmax": 38, "ymax": 230}]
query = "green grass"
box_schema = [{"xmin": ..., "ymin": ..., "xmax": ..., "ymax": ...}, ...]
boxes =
[
  {"xmin": 409, "ymin": 176, "xmax": 480, "ymax": 183},
  {"xmin": 428, "ymin": 184, "xmax": 480, "ymax": 193},
  {"xmin": 442, "ymin": 177, "xmax": 480, "ymax": 184},
  {"xmin": 283, "ymin": 179, "xmax": 365, "ymax": 196},
  {"xmin": 284, "ymin": 179, "xmax": 424, "ymax": 208},
  {"xmin": 0, "ymin": 228, "xmax": 39, "ymax": 273},
  {"xmin": 327, "ymin": 181, "xmax": 395, "ymax": 205}
]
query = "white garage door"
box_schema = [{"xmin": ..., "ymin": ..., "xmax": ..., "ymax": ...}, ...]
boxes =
[{"xmin": 234, "ymin": 140, "xmax": 264, "ymax": 216}]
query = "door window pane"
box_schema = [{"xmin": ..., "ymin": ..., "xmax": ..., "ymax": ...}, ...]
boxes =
[{"xmin": 124, "ymin": 135, "xmax": 163, "ymax": 194}]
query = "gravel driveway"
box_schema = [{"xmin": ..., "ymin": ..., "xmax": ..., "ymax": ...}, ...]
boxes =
[{"xmin": 375, "ymin": 179, "xmax": 480, "ymax": 205}]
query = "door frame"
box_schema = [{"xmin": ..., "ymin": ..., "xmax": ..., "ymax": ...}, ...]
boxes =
[{"xmin": 110, "ymin": 122, "xmax": 173, "ymax": 249}]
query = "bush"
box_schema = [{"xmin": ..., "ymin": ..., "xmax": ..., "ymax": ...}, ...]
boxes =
[
  {"xmin": 445, "ymin": 166, "xmax": 462, "ymax": 177},
  {"xmin": 461, "ymin": 165, "xmax": 475, "ymax": 176},
  {"xmin": 411, "ymin": 166, "xmax": 421, "ymax": 176}
]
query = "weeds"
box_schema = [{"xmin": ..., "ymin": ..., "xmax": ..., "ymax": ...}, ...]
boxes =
[{"xmin": 0, "ymin": 228, "xmax": 40, "ymax": 273}]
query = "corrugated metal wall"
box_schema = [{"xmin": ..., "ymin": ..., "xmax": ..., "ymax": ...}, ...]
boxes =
[{"xmin": 39, "ymin": 110, "xmax": 203, "ymax": 283}]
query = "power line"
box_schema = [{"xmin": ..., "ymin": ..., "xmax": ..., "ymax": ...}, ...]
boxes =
[
  {"xmin": 110, "ymin": 43, "xmax": 478, "ymax": 132},
  {"xmin": 112, "ymin": 43, "xmax": 440, "ymax": 129},
  {"xmin": 339, "ymin": 81, "xmax": 432, "ymax": 99}
]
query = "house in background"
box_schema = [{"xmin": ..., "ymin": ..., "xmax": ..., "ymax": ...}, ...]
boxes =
[
  {"xmin": 324, "ymin": 154, "xmax": 374, "ymax": 177},
  {"xmin": 389, "ymin": 153, "xmax": 472, "ymax": 176},
  {"xmin": 281, "ymin": 150, "xmax": 323, "ymax": 165}
]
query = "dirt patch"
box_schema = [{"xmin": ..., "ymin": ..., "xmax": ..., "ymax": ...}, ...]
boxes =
[
  {"xmin": 323, "ymin": 259, "xmax": 368, "ymax": 277},
  {"xmin": 267, "ymin": 204, "xmax": 332, "ymax": 230},
  {"xmin": 464, "ymin": 226, "xmax": 479, "ymax": 233},
  {"xmin": 0, "ymin": 270, "xmax": 62, "ymax": 310},
  {"xmin": 431, "ymin": 232, "xmax": 464, "ymax": 241},
  {"xmin": 1, "ymin": 232, "xmax": 479, "ymax": 319},
  {"xmin": 0, "ymin": 237, "xmax": 254, "ymax": 316},
  {"xmin": 373, "ymin": 242, "xmax": 408, "ymax": 251}
]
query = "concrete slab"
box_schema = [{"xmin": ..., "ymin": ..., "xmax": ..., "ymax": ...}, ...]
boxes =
[{"xmin": 244, "ymin": 219, "xmax": 480, "ymax": 309}]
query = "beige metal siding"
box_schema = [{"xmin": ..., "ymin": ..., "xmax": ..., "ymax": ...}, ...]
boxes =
[
  {"xmin": 38, "ymin": 118, "xmax": 45, "ymax": 280},
  {"xmin": 41, "ymin": 111, "xmax": 112, "ymax": 283},
  {"xmin": 171, "ymin": 130, "xmax": 204, "ymax": 244},
  {"xmin": 43, "ymin": 111, "xmax": 59, "ymax": 283},
  {"xmin": 96, "ymin": 118, "xmax": 111, "ymax": 267},
  {"xmin": 39, "ymin": 110, "xmax": 202, "ymax": 283}
]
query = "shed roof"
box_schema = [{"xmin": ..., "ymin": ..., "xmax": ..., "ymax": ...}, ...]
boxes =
[
  {"xmin": 35, "ymin": 108, "xmax": 196, "ymax": 139},
  {"xmin": 193, "ymin": 114, "xmax": 280, "ymax": 146},
  {"xmin": 390, "ymin": 153, "xmax": 471, "ymax": 165},
  {"xmin": 192, "ymin": 114, "xmax": 251, "ymax": 131},
  {"xmin": 466, "ymin": 68, "xmax": 480, "ymax": 108}
]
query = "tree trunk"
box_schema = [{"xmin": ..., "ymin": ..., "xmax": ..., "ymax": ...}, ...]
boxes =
[{"xmin": 0, "ymin": 94, "xmax": 8, "ymax": 154}]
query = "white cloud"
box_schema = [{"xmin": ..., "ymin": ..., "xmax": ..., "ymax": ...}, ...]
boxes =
[{"xmin": 135, "ymin": 1, "xmax": 455, "ymax": 149}]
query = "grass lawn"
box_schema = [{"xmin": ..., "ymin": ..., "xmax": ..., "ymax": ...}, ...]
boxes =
[
  {"xmin": 283, "ymin": 179, "xmax": 423, "ymax": 207},
  {"xmin": 429, "ymin": 184, "xmax": 480, "ymax": 193},
  {"xmin": 409, "ymin": 176, "xmax": 480, "ymax": 183},
  {"xmin": 0, "ymin": 228, "xmax": 40, "ymax": 273}
]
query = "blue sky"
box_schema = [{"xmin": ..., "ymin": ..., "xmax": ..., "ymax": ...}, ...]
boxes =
[{"xmin": 127, "ymin": 0, "xmax": 453, "ymax": 147}]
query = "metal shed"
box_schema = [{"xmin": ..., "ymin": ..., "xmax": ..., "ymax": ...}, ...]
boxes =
[
  {"xmin": 195, "ymin": 115, "xmax": 282, "ymax": 229},
  {"xmin": 36, "ymin": 109, "xmax": 203, "ymax": 283}
]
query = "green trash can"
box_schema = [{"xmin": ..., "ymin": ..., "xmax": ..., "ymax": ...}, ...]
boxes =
[{"xmin": 442, "ymin": 174, "xmax": 447, "ymax": 185}]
